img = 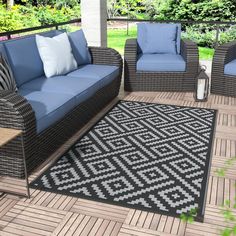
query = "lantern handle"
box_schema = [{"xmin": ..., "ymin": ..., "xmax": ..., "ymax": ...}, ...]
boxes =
[{"xmin": 200, "ymin": 65, "xmax": 207, "ymax": 71}]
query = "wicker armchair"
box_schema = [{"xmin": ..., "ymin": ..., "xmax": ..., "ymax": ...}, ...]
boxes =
[
  {"xmin": 124, "ymin": 38, "xmax": 199, "ymax": 92},
  {"xmin": 0, "ymin": 47, "xmax": 123, "ymax": 178},
  {"xmin": 211, "ymin": 41, "xmax": 236, "ymax": 97}
]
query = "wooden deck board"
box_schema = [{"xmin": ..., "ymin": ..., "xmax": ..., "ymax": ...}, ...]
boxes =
[{"xmin": 1, "ymin": 91, "xmax": 236, "ymax": 236}]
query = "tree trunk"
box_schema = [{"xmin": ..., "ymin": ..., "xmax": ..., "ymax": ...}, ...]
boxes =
[{"xmin": 7, "ymin": 0, "xmax": 14, "ymax": 10}]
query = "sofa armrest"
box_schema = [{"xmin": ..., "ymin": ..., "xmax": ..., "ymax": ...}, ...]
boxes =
[
  {"xmin": 0, "ymin": 91, "xmax": 37, "ymax": 158},
  {"xmin": 89, "ymin": 47, "xmax": 123, "ymax": 69},
  {"xmin": 124, "ymin": 39, "xmax": 138, "ymax": 81},
  {"xmin": 212, "ymin": 41, "xmax": 236, "ymax": 78},
  {"xmin": 180, "ymin": 39, "xmax": 199, "ymax": 76}
]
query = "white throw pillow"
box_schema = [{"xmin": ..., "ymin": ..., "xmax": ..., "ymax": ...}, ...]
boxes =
[{"xmin": 36, "ymin": 33, "xmax": 77, "ymax": 78}]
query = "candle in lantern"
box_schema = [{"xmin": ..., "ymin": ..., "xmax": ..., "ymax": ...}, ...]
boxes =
[{"xmin": 197, "ymin": 79, "xmax": 206, "ymax": 100}]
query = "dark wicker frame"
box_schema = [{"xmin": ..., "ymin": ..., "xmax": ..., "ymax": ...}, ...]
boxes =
[
  {"xmin": 211, "ymin": 41, "xmax": 236, "ymax": 97},
  {"xmin": 124, "ymin": 38, "xmax": 199, "ymax": 92},
  {"xmin": 0, "ymin": 47, "xmax": 122, "ymax": 178}
]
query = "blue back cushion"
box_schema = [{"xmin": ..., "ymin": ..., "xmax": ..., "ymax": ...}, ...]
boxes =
[
  {"xmin": 224, "ymin": 59, "xmax": 236, "ymax": 76},
  {"xmin": 137, "ymin": 23, "xmax": 181, "ymax": 55},
  {"xmin": 4, "ymin": 30, "xmax": 64, "ymax": 87},
  {"xmin": 68, "ymin": 30, "xmax": 91, "ymax": 66}
]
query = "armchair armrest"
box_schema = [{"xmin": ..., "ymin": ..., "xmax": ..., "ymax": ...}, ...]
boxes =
[
  {"xmin": 180, "ymin": 39, "xmax": 199, "ymax": 76},
  {"xmin": 0, "ymin": 91, "xmax": 37, "ymax": 158},
  {"xmin": 124, "ymin": 39, "xmax": 138, "ymax": 84},
  {"xmin": 89, "ymin": 47, "xmax": 123, "ymax": 69},
  {"xmin": 212, "ymin": 41, "xmax": 236, "ymax": 77}
]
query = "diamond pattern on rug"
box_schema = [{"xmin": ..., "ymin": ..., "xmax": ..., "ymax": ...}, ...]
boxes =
[{"xmin": 30, "ymin": 101, "xmax": 217, "ymax": 220}]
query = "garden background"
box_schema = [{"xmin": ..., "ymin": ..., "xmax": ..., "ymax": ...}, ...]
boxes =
[{"xmin": 1, "ymin": 0, "xmax": 236, "ymax": 59}]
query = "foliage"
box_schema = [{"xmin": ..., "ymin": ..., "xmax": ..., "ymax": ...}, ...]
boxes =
[
  {"xmin": 107, "ymin": 0, "xmax": 144, "ymax": 18},
  {"xmin": 180, "ymin": 208, "xmax": 198, "ymax": 223},
  {"xmin": 0, "ymin": 4, "xmax": 39, "ymax": 31},
  {"xmin": 20, "ymin": 0, "xmax": 80, "ymax": 8},
  {"xmin": 180, "ymin": 25, "xmax": 236, "ymax": 48},
  {"xmin": 140, "ymin": 0, "xmax": 236, "ymax": 22},
  {"xmin": 0, "ymin": 3, "xmax": 80, "ymax": 32},
  {"xmin": 215, "ymin": 157, "xmax": 236, "ymax": 178},
  {"xmin": 107, "ymin": 0, "xmax": 120, "ymax": 18}
]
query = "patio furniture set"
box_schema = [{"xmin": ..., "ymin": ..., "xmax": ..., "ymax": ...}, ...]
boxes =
[{"xmin": 0, "ymin": 23, "xmax": 235, "ymax": 197}]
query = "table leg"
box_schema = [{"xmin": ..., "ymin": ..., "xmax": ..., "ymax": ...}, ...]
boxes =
[{"xmin": 20, "ymin": 134, "xmax": 30, "ymax": 198}]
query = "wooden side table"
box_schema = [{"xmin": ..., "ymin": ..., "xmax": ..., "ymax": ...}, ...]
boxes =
[{"xmin": 0, "ymin": 128, "xmax": 30, "ymax": 198}]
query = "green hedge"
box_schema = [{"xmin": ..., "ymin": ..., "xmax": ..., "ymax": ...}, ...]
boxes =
[{"xmin": 182, "ymin": 25, "xmax": 236, "ymax": 48}]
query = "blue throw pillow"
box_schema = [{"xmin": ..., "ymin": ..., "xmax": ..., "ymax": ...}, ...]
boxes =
[
  {"xmin": 68, "ymin": 30, "xmax": 91, "ymax": 66},
  {"xmin": 3, "ymin": 30, "xmax": 65, "ymax": 87},
  {"xmin": 138, "ymin": 23, "xmax": 181, "ymax": 55}
]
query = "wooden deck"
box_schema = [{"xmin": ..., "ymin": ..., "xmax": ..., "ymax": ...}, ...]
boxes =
[{"xmin": 1, "ymin": 90, "xmax": 236, "ymax": 236}]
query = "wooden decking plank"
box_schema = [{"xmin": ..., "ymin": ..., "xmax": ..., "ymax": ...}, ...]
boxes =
[
  {"xmin": 73, "ymin": 202, "xmax": 128, "ymax": 216},
  {"xmin": 91, "ymin": 219, "xmax": 110, "ymax": 236},
  {"xmin": 87, "ymin": 218, "xmax": 103, "ymax": 236},
  {"xmin": 76, "ymin": 198, "xmax": 129, "ymax": 212},
  {"xmin": 217, "ymin": 177, "xmax": 224, "ymax": 205},
  {"xmin": 157, "ymin": 215, "xmax": 168, "ymax": 232},
  {"xmin": 71, "ymin": 205, "xmax": 125, "ymax": 223},
  {"xmin": 136, "ymin": 211, "xmax": 148, "ymax": 227},
  {"xmin": 0, "ymin": 199, "xmax": 17, "ymax": 219},
  {"xmin": 142, "ymin": 212, "xmax": 154, "ymax": 229},
  {"xmin": 130, "ymin": 210, "xmax": 142, "ymax": 226},
  {"xmin": 11, "ymin": 218, "xmax": 55, "ymax": 233},
  {"xmin": 170, "ymin": 218, "xmax": 180, "ymax": 235},
  {"xmin": 71, "ymin": 215, "xmax": 91, "ymax": 235},
  {"xmin": 120, "ymin": 224, "xmax": 173, "ymax": 236},
  {"xmin": 52, "ymin": 212, "xmax": 75, "ymax": 236},
  {"xmin": 111, "ymin": 222, "xmax": 123, "ymax": 236},
  {"xmin": 4, "ymin": 222, "xmax": 52, "ymax": 236},
  {"xmin": 102, "ymin": 220, "xmax": 116, "ymax": 236},
  {"xmin": 80, "ymin": 217, "xmax": 97, "ymax": 236},
  {"xmin": 164, "ymin": 217, "xmax": 174, "ymax": 233},
  {"xmin": 124, "ymin": 209, "xmax": 135, "ymax": 225},
  {"xmin": 58, "ymin": 214, "xmax": 85, "ymax": 236},
  {"xmin": 12, "ymin": 214, "xmax": 58, "ymax": 228},
  {"xmin": 149, "ymin": 213, "xmax": 161, "ymax": 231}
]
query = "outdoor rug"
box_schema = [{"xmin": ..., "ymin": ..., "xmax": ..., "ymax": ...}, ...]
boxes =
[{"xmin": 30, "ymin": 100, "xmax": 217, "ymax": 220}]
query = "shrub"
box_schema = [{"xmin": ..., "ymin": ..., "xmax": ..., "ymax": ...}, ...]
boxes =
[
  {"xmin": 0, "ymin": 3, "xmax": 80, "ymax": 33},
  {"xmin": 0, "ymin": 5, "xmax": 25, "ymax": 32},
  {"xmin": 182, "ymin": 25, "xmax": 236, "ymax": 48}
]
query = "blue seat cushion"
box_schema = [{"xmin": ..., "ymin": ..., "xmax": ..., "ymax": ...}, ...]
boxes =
[
  {"xmin": 67, "ymin": 64, "xmax": 119, "ymax": 88},
  {"xmin": 68, "ymin": 30, "xmax": 91, "ymax": 66},
  {"xmin": 137, "ymin": 23, "xmax": 181, "ymax": 55},
  {"xmin": 137, "ymin": 54, "xmax": 186, "ymax": 72},
  {"xmin": 20, "ymin": 75, "xmax": 101, "ymax": 106},
  {"xmin": 18, "ymin": 89, "xmax": 75, "ymax": 134},
  {"xmin": 224, "ymin": 59, "xmax": 236, "ymax": 76},
  {"xmin": 4, "ymin": 30, "xmax": 64, "ymax": 87}
]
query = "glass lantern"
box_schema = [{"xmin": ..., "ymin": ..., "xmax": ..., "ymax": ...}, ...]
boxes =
[{"xmin": 194, "ymin": 65, "xmax": 209, "ymax": 102}]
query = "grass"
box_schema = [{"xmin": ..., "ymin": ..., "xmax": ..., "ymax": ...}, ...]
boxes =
[{"xmin": 107, "ymin": 27, "xmax": 214, "ymax": 60}]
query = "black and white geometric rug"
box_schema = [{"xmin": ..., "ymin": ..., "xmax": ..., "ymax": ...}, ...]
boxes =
[{"xmin": 30, "ymin": 101, "xmax": 217, "ymax": 221}]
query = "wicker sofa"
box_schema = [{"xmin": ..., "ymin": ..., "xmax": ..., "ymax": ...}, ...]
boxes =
[
  {"xmin": 0, "ymin": 30, "xmax": 122, "ymax": 178},
  {"xmin": 124, "ymin": 23, "xmax": 199, "ymax": 92},
  {"xmin": 211, "ymin": 41, "xmax": 236, "ymax": 97}
]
